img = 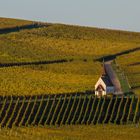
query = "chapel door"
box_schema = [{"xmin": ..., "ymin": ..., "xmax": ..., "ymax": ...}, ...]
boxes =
[
  {"xmin": 98, "ymin": 90, "xmax": 103, "ymax": 96},
  {"xmin": 97, "ymin": 85, "xmax": 105, "ymax": 96}
]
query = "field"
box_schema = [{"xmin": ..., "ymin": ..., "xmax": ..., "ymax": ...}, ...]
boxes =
[
  {"xmin": 0, "ymin": 125, "xmax": 140, "ymax": 140},
  {"xmin": 1, "ymin": 23, "xmax": 140, "ymax": 63},
  {"xmin": 0, "ymin": 61, "xmax": 100, "ymax": 95}
]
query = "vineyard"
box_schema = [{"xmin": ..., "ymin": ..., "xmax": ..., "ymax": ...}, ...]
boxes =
[
  {"xmin": 0, "ymin": 17, "xmax": 140, "ymax": 96},
  {"xmin": 0, "ymin": 17, "xmax": 140, "ymax": 140},
  {"xmin": 0, "ymin": 94, "xmax": 139, "ymax": 128}
]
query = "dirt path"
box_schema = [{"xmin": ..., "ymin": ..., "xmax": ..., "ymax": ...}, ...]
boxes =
[{"xmin": 105, "ymin": 61, "xmax": 123, "ymax": 95}]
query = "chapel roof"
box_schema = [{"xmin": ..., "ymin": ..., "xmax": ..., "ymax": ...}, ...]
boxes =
[{"xmin": 101, "ymin": 75, "xmax": 114, "ymax": 87}]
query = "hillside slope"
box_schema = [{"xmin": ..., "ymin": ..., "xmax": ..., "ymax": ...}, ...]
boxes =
[{"xmin": 0, "ymin": 17, "xmax": 140, "ymax": 95}]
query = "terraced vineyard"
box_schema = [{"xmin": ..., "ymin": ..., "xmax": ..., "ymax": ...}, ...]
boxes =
[{"xmin": 0, "ymin": 94, "xmax": 139, "ymax": 128}]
